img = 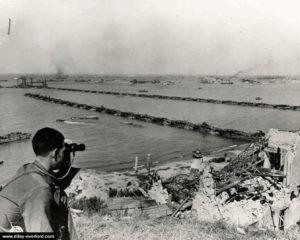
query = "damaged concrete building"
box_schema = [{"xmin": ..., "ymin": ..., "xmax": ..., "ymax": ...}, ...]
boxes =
[
  {"xmin": 263, "ymin": 128, "xmax": 300, "ymax": 190},
  {"xmin": 261, "ymin": 128, "xmax": 300, "ymax": 229},
  {"xmin": 191, "ymin": 128, "xmax": 300, "ymax": 230}
]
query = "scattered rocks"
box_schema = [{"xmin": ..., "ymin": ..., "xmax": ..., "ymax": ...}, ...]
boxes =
[
  {"xmin": 67, "ymin": 170, "xmax": 139, "ymax": 202},
  {"xmin": 163, "ymin": 174, "xmax": 200, "ymax": 203},
  {"xmin": 147, "ymin": 181, "xmax": 169, "ymax": 204}
]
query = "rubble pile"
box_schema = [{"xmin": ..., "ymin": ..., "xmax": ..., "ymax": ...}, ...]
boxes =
[
  {"xmin": 148, "ymin": 181, "xmax": 169, "ymax": 204},
  {"xmin": 70, "ymin": 130, "xmax": 300, "ymax": 229},
  {"xmin": 92, "ymin": 139, "xmax": 293, "ymax": 227},
  {"xmin": 108, "ymin": 187, "xmax": 144, "ymax": 198},
  {"xmin": 192, "ymin": 165, "xmax": 221, "ymax": 222},
  {"xmin": 219, "ymin": 176, "xmax": 290, "ymax": 226},
  {"xmin": 190, "ymin": 139, "xmax": 297, "ymax": 229},
  {"xmin": 222, "ymin": 198, "xmax": 266, "ymax": 226},
  {"xmin": 67, "ymin": 170, "xmax": 139, "ymax": 201},
  {"xmin": 214, "ymin": 140, "xmax": 268, "ymax": 189},
  {"xmin": 163, "ymin": 174, "xmax": 200, "ymax": 202},
  {"xmin": 192, "ymin": 191, "xmax": 221, "ymax": 222},
  {"xmin": 191, "ymin": 168, "xmax": 291, "ymax": 228}
]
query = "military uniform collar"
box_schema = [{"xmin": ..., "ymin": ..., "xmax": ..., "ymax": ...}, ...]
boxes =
[{"xmin": 32, "ymin": 160, "xmax": 55, "ymax": 182}]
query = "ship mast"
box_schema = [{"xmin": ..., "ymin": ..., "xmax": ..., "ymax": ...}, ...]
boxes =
[{"xmin": 8, "ymin": 18, "xmax": 11, "ymax": 35}]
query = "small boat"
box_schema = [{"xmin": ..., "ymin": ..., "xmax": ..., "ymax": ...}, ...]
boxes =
[
  {"xmin": 122, "ymin": 122, "xmax": 143, "ymax": 127},
  {"xmin": 56, "ymin": 119, "xmax": 85, "ymax": 125},
  {"xmin": 63, "ymin": 121, "xmax": 85, "ymax": 125},
  {"xmin": 56, "ymin": 119, "xmax": 66, "ymax": 122},
  {"xmin": 0, "ymin": 132, "xmax": 31, "ymax": 145},
  {"xmin": 85, "ymin": 116, "xmax": 99, "ymax": 119},
  {"xmin": 220, "ymin": 81, "xmax": 234, "ymax": 85},
  {"xmin": 71, "ymin": 116, "xmax": 99, "ymax": 120},
  {"xmin": 138, "ymin": 89, "xmax": 149, "ymax": 93},
  {"xmin": 256, "ymin": 97, "xmax": 262, "ymax": 101}
]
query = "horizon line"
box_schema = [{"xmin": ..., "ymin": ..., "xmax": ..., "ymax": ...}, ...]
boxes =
[{"xmin": 0, "ymin": 73, "xmax": 299, "ymax": 77}]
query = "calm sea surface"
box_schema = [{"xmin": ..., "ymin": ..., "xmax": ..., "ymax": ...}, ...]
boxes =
[{"xmin": 0, "ymin": 75, "xmax": 300, "ymax": 181}]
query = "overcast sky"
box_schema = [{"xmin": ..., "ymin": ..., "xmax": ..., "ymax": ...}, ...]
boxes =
[{"xmin": 0, "ymin": 0, "xmax": 299, "ymax": 75}]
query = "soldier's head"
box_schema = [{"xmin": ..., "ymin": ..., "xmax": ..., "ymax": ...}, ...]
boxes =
[{"xmin": 32, "ymin": 127, "xmax": 67, "ymax": 170}]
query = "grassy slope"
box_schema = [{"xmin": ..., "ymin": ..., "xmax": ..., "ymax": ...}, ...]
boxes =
[{"xmin": 74, "ymin": 214, "xmax": 300, "ymax": 240}]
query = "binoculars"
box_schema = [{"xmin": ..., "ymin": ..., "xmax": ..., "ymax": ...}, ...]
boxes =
[{"xmin": 64, "ymin": 143, "xmax": 86, "ymax": 153}]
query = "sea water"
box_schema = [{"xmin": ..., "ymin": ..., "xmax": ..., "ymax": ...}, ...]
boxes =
[{"xmin": 0, "ymin": 75, "xmax": 299, "ymax": 181}]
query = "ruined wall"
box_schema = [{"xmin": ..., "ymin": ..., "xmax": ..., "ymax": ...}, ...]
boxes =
[{"xmin": 289, "ymin": 138, "xmax": 300, "ymax": 190}]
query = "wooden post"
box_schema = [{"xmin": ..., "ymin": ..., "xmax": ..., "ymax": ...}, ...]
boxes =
[
  {"xmin": 171, "ymin": 197, "xmax": 189, "ymax": 217},
  {"xmin": 134, "ymin": 156, "xmax": 138, "ymax": 172},
  {"xmin": 146, "ymin": 154, "xmax": 151, "ymax": 175},
  {"xmin": 8, "ymin": 18, "xmax": 11, "ymax": 35}
]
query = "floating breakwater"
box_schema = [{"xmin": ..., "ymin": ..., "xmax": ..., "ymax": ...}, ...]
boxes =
[
  {"xmin": 24, "ymin": 93, "xmax": 264, "ymax": 142},
  {"xmin": 46, "ymin": 86, "xmax": 300, "ymax": 111}
]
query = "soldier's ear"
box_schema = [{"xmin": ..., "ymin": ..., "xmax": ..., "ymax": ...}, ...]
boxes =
[{"xmin": 50, "ymin": 148, "xmax": 59, "ymax": 161}]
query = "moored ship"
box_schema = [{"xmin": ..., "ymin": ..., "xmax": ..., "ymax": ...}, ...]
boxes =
[{"xmin": 0, "ymin": 132, "xmax": 32, "ymax": 144}]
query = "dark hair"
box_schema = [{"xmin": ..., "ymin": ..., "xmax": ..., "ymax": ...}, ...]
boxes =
[{"xmin": 32, "ymin": 127, "xmax": 64, "ymax": 156}]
